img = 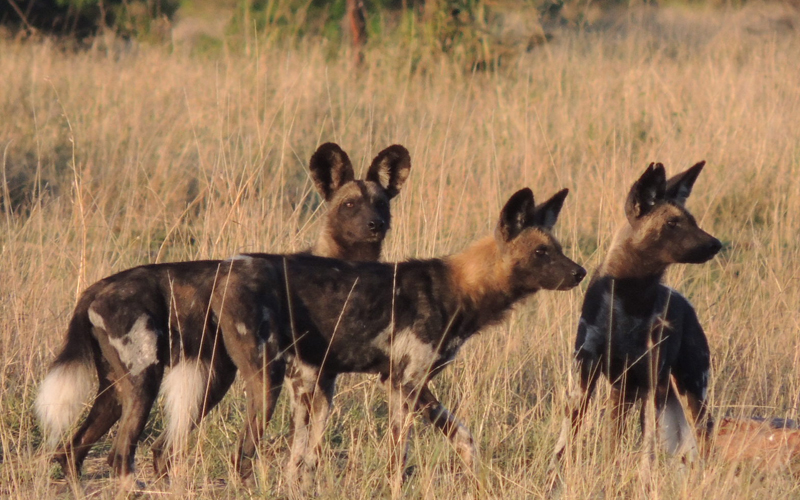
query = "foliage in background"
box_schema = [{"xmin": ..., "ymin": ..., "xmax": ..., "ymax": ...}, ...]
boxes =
[{"xmin": 0, "ymin": 0, "xmax": 179, "ymax": 37}]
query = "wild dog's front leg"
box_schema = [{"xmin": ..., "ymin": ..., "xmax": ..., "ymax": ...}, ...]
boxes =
[
  {"xmin": 415, "ymin": 385, "xmax": 477, "ymax": 471},
  {"xmin": 551, "ymin": 353, "xmax": 602, "ymax": 465},
  {"xmin": 608, "ymin": 386, "xmax": 637, "ymax": 455},
  {"xmin": 386, "ymin": 380, "xmax": 413, "ymax": 498},
  {"xmin": 286, "ymin": 360, "xmax": 335, "ymax": 495},
  {"xmin": 232, "ymin": 351, "xmax": 284, "ymax": 481}
]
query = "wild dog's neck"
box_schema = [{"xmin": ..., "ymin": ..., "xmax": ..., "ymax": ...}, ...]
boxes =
[
  {"xmin": 445, "ymin": 236, "xmax": 519, "ymax": 315},
  {"xmin": 312, "ymin": 227, "xmax": 383, "ymax": 262},
  {"xmin": 598, "ymin": 226, "xmax": 667, "ymax": 282}
]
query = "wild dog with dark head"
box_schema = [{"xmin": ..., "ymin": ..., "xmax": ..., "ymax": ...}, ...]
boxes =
[
  {"xmin": 210, "ymin": 187, "xmax": 586, "ymax": 494},
  {"xmin": 550, "ymin": 162, "xmax": 722, "ymax": 474},
  {"xmin": 34, "ymin": 143, "xmax": 411, "ymax": 484}
]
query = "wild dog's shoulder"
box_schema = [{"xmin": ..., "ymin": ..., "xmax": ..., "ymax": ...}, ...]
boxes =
[
  {"xmin": 397, "ymin": 258, "xmax": 449, "ymax": 284},
  {"xmin": 654, "ymin": 286, "xmax": 702, "ymax": 324},
  {"xmin": 578, "ymin": 275, "xmax": 611, "ymax": 325},
  {"xmin": 575, "ymin": 276, "xmax": 611, "ymax": 356}
]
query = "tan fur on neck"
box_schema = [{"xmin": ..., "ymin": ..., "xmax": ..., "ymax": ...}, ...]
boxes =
[
  {"xmin": 312, "ymin": 224, "xmax": 381, "ymax": 262},
  {"xmin": 599, "ymin": 225, "xmax": 666, "ymax": 279},
  {"xmin": 312, "ymin": 225, "xmax": 344, "ymax": 259},
  {"xmin": 446, "ymin": 236, "xmax": 511, "ymax": 305}
]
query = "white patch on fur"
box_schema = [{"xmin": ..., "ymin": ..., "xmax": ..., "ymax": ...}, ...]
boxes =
[
  {"xmin": 87, "ymin": 306, "xmax": 106, "ymax": 330},
  {"xmin": 700, "ymin": 370, "xmax": 709, "ymax": 401},
  {"xmin": 226, "ymin": 254, "xmax": 253, "ymax": 262},
  {"xmin": 161, "ymin": 361, "xmax": 209, "ymax": 453},
  {"xmin": 385, "ymin": 330, "xmax": 438, "ymax": 383},
  {"xmin": 578, "ymin": 318, "xmax": 605, "ymax": 357},
  {"xmin": 35, "ymin": 363, "xmax": 95, "ymax": 448},
  {"xmin": 108, "ymin": 315, "xmax": 159, "ymax": 376},
  {"xmin": 236, "ymin": 322, "xmax": 248, "ymax": 336}
]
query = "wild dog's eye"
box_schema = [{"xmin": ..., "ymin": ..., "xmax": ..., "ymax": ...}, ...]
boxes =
[
  {"xmin": 535, "ymin": 246, "xmax": 548, "ymax": 257},
  {"xmin": 666, "ymin": 219, "xmax": 679, "ymax": 228},
  {"xmin": 344, "ymin": 200, "xmax": 356, "ymax": 208}
]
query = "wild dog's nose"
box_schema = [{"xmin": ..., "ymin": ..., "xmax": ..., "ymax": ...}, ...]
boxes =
[
  {"xmin": 708, "ymin": 238, "xmax": 722, "ymax": 256},
  {"xmin": 573, "ymin": 267, "xmax": 587, "ymax": 283},
  {"xmin": 368, "ymin": 219, "xmax": 386, "ymax": 233}
]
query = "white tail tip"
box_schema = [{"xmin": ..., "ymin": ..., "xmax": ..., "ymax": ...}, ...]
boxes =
[
  {"xmin": 161, "ymin": 361, "xmax": 210, "ymax": 453},
  {"xmin": 35, "ymin": 363, "xmax": 95, "ymax": 448}
]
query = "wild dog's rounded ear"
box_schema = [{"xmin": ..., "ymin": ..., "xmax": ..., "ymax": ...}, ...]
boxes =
[
  {"xmin": 366, "ymin": 145, "xmax": 411, "ymax": 199},
  {"xmin": 625, "ymin": 162, "xmax": 667, "ymax": 222},
  {"xmin": 498, "ymin": 188, "xmax": 536, "ymax": 242},
  {"xmin": 533, "ymin": 188, "xmax": 569, "ymax": 230},
  {"xmin": 665, "ymin": 160, "xmax": 705, "ymax": 206},
  {"xmin": 309, "ymin": 143, "xmax": 356, "ymax": 201}
]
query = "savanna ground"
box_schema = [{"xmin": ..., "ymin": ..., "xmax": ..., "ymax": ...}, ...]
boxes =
[{"xmin": 2, "ymin": 2, "xmax": 800, "ymax": 498}]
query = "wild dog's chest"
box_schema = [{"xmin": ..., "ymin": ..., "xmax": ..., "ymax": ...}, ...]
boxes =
[{"xmin": 580, "ymin": 280, "xmax": 678, "ymax": 358}]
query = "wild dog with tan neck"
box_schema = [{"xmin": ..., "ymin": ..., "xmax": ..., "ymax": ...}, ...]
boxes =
[
  {"xmin": 551, "ymin": 162, "xmax": 722, "ymax": 475},
  {"xmin": 35, "ymin": 143, "xmax": 410, "ymax": 484},
  {"xmin": 210, "ymin": 187, "xmax": 586, "ymax": 493}
]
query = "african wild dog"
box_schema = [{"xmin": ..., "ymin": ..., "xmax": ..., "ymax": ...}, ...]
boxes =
[
  {"xmin": 34, "ymin": 143, "xmax": 411, "ymax": 484},
  {"xmin": 550, "ymin": 162, "xmax": 722, "ymax": 473},
  {"xmin": 208, "ymin": 187, "xmax": 586, "ymax": 493}
]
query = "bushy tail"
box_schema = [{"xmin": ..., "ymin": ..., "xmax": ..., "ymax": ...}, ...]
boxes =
[
  {"xmin": 161, "ymin": 360, "xmax": 210, "ymax": 454},
  {"xmin": 35, "ymin": 294, "xmax": 97, "ymax": 448}
]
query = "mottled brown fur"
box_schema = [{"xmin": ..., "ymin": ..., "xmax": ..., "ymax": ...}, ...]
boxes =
[
  {"xmin": 35, "ymin": 142, "xmax": 412, "ymax": 485},
  {"xmin": 210, "ymin": 187, "xmax": 585, "ymax": 494}
]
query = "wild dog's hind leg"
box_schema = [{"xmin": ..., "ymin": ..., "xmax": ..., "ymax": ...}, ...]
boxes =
[
  {"xmin": 416, "ymin": 384, "xmax": 477, "ymax": 471},
  {"xmin": 108, "ymin": 364, "xmax": 163, "ymax": 481},
  {"xmin": 151, "ymin": 352, "xmax": 237, "ymax": 478},
  {"xmin": 286, "ymin": 360, "xmax": 335, "ymax": 494},
  {"xmin": 90, "ymin": 311, "xmax": 165, "ymax": 481},
  {"xmin": 54, "ymin": 357, "xmax": 121, "ymax": 477},
  {"xmin": 84, "ymin": 306, "xmax": 165, "ymax": 482},
  {"xmin": 657, "ymin": 383, "xmax": 698, "ymax": 460},
  {"xmin": 671, "ymin": 301, "xmax": 713, "ymax": 447}
]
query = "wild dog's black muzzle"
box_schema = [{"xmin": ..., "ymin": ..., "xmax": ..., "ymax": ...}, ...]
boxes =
[
  {"xmin": 573, "ymin": 266, "xmax": 587, "ymax": 284},
  {"xmin": 683, "ymin": 236, "xmax": 722, "ymax": 263},
  {"xmin": 707, "ymin": 238, "xmax": 722, "ymax": 255},
  {"xmin": 368, "ymin": 219, "xmax": 386, "ymax": 234}
]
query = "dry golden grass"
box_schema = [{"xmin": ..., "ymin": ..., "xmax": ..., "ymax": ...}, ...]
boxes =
[{"xmin": 2, "ymin": 4, "xmax": 800, "ymax": 498}]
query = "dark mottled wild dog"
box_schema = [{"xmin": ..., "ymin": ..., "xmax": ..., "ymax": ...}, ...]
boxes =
[
  {"xmin": 551, "ymin": 162, "xmax": 722, "ymax": 472},
  {"xmin": 34, "ymin": 143, "xmax": 411, "ymax": 484},
  {"xmin": 209, "ymin": 187, "xmax": 586, "ymax": 493}
]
